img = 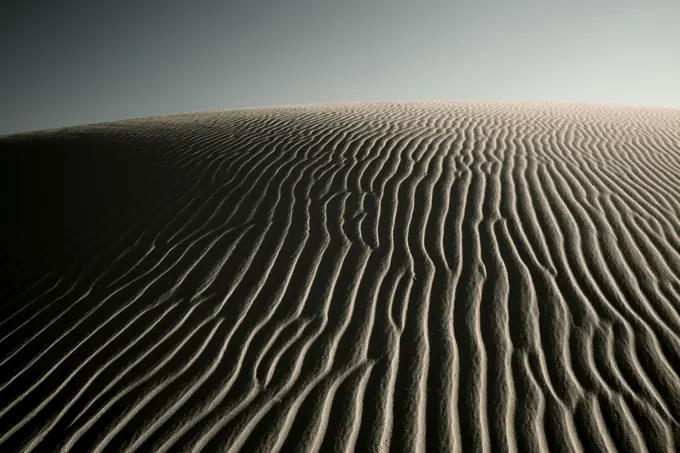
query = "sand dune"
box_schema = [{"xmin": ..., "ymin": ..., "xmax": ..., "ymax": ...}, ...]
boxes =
[{"xmin": 1, "ymin": 100, "xmax": 679, "ymax": 452}]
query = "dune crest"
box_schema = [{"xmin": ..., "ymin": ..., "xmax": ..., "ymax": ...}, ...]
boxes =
[{"xmin": 1, "ymin": 101, "xmax": 679, "ymax": 452}]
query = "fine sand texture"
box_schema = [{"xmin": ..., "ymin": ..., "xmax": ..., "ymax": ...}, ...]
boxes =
[{"xmin": 1, "ymin": 101, "xmax": 679, "ymax": 452}]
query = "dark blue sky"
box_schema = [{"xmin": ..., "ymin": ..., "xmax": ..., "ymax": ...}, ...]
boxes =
[{"xmin": 2, "ymin": 0, "xmax": 679, "ymax": 135}]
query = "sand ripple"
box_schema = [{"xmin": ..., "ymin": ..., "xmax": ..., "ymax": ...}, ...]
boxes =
[{"xmin": 1, "ymin": 101, "xmax": 679, "ymax": 452}]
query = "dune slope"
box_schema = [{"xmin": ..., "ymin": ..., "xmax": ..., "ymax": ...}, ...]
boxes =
[{"xmin": 1, "ymin": 101, "xmax": 679, "ymax": 452}]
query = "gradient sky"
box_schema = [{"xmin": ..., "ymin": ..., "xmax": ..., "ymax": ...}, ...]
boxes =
[{"xmin": 1, "ymin": 0, "xmax": 679, "ymax": 135}]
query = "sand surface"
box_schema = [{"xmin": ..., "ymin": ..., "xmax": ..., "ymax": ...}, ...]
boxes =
[{"xmin": 1, "ymin": 101, "xmax": 679, "ymax": 452}]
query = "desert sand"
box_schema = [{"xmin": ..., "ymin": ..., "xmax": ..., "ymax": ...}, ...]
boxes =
[{"xmin": 0, "ymin": 101, "xmax": 679, "ymax": 452}]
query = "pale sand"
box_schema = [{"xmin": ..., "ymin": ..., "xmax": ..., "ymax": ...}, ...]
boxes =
[{"xmin": 0, "ymin": 101, "xmax": 679, "ymax": 452}]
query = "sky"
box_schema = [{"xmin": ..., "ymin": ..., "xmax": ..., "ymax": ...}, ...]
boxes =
[{"xmin": 1, "ymin": 0, "xmax": 679, "ymax": 135}]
